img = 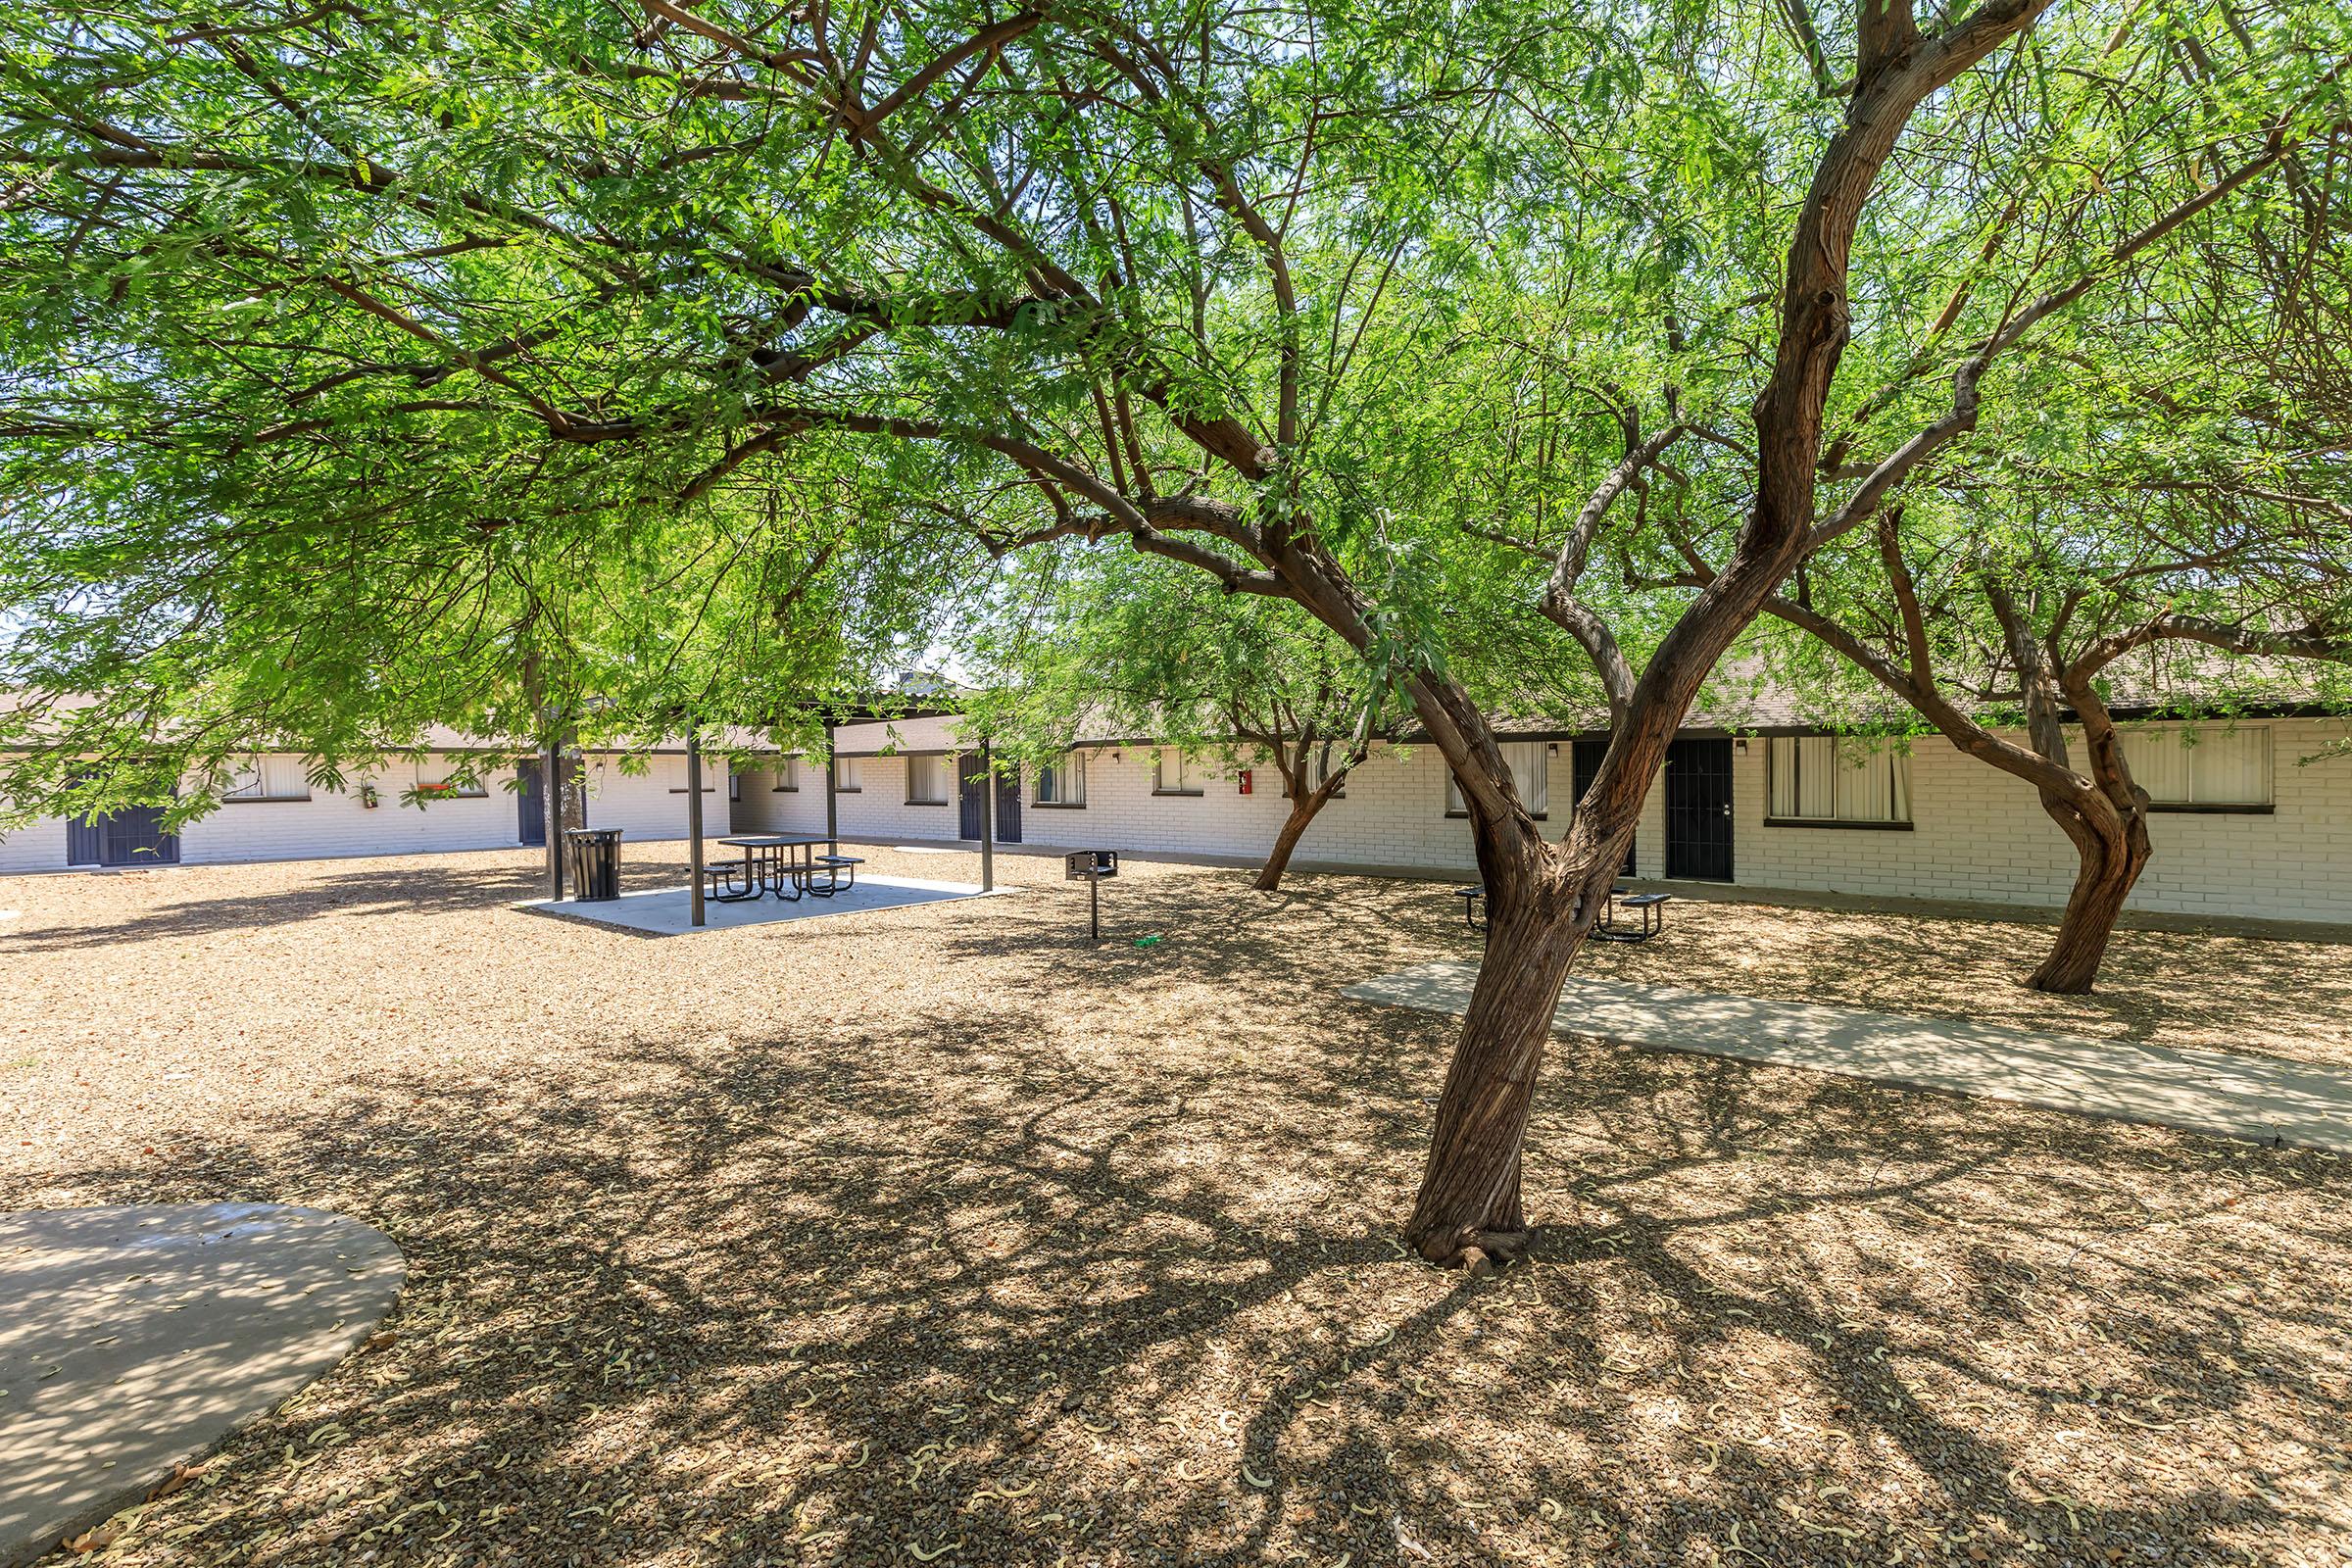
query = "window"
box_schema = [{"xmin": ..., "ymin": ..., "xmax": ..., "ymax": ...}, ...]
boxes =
[
  {"xmin": 836, "ymin": 756, "xmax": 863, "ymax": 793},
  {"xmin": 224, "ymin": 754, "xmax": 311, "ymax": 802},
  {"xmin": 906, "ymin": 753, "xmax": 949, "ymax": 805},
  {"xmin": 2121, "ymin": 725, "xmax": 2272, "ymax": 810},
  {"xmin": 1035, "ymin": 753, "xmax": 1087, "ymax": 807},
  {"xmin": 1444, "ymin": 741, "xmax": 1547, "ymax": 817},
  {"xmin": 772, "ymin": 758, "xmax": 800, "ymax": 793},
  {"xmin": 1767, "ymin": 737, "xmax": 1912, "ymax": 826},
  {"xmin": 1504, "ymin": 741, "xmax": 1547, "ymax": 817},
  {"xmin": 667, "ymin": 761, "xmax": 719, "ymax": 799},
  {"xmin": 1307, "ymin": 747, "xmax": 1347, "ymax": 799},
  {"xmin": 729, "ymin": 769, "xmax": 742, "ymax": 803},
  {"xmin": 1153, "ymin": 750, "xmax": 1201, "ymax": 796},
  {"xmin": 414, "ymin": 757, "xmax": 487, "ymax": 799}
]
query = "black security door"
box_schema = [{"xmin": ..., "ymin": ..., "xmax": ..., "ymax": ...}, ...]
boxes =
[
  {"xmin": 957, "ymin": 752, "xmax": 985, "ymax": 839},
  {"xmin": 1664, "ymin": 737, "xmax": 1735, "ymax": 882},
  {"xmin": 65, "ymin": 767, "xmax": 103, "ymax": 865},
  {"xmin": 959, "ymin": 752, "xmax": 1025, "ymax": 846},
  {"xmin": 958, "ymin": 753, "xmax": 1024, "ymax": 843},
  {"xmin": 98, "ymin": 804, "xmax": 178, "ymax": 866},
  {"xmin": 516, "ymin": 760, "xmax": 546, "ymax": 846},
  {"xmin": 1570, "ymin": 738, "xmax": 1637, "ymax": 877},
  {"xmin": 995, "ymin": 768, "xmax": 1021, "ymax": 845}
]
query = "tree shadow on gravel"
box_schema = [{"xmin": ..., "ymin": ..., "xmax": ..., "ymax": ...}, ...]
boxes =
[
  {"xmin": 36, "ymin": 903, "xmax": 2352, "ymax": 1568},
  {"xmin": 1564, "ymin": 892, "xmax": 2352, "ymax": 1059},
  {"xmin": 1, "ymin": 842, "xmax": 837, "ymax": 953},
  {"xmin": 2, "ymin": 859, "xmax": 552, "ymax": 951}
]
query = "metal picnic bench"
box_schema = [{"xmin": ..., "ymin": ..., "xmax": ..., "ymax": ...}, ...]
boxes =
[
  {"xmin": 707, "ymin": 835, "xmax": 865, "ymax": 903},
  {"xmin": 1454, "ymin": 883, "xmax": 1671, "ymax": 944}
]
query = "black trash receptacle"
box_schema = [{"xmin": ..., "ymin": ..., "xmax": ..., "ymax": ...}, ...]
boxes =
[{"xmin": 564, "ymin": 827, "xmax": 621, "ymax": 901}]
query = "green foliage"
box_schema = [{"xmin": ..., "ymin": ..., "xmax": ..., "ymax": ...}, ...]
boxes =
[
  {"xmin": 959, "ymin": 546, "xmax": 1400, "ymax": 777},
  {"xmin": 2, "ymin": 0, "xmax": 2344, "ymax": 831}
]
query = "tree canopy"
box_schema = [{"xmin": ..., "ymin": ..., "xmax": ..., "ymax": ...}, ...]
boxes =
[{"xmin": 5, "ymin": 0, "xmax": 2340, "ymax": 784}]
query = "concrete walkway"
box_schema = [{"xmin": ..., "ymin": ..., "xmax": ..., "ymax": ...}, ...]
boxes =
[
  {"xmin": 0, "ymin": 1203, "xmax": 405, "ymax": 1566},
  {"xmin": 1343, "ymin": 962, "xmax": 2352, "ymax": 1153}
]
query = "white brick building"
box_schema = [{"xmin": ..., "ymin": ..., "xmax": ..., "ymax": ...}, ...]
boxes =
[
  {"xmin": 724, "ymin": 710, "xmax": 2352, "ymax": 928},
  {"xmin": 0, "ymin": 747, "xmax": 734, "ymax": 874},
  {"xmin": 6, "ymin": 710, "xmax": 2347, "ymax": 929}
]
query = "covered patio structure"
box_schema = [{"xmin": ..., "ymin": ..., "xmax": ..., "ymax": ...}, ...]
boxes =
[{"xmin": 535, "ymin": 697, "xmax": 1013, "ymax": 930}]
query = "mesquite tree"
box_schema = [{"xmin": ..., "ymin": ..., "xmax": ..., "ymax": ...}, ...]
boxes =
[
  {"xmin": 4, "ymin": 0, "xmax": 2343, "ymax": 1263},
  {"xmin": 1756, "ymin": 499, "xmax": 2351, "ymax": 993},
  {"xmin": 961, "ymin": 555, "xmax": 1406, "ymax": 891},
  {"xmin": 1720, "ymin": 139, "xmax": 2352, "ymax": 994}
]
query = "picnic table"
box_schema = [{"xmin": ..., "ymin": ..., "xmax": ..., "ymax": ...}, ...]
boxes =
[
  {"xmin": 710, "ymin": 835, "xmax": 860, "ymax": 903},
  {"xmin": 1453, "ymin": 882, "xmax": 1671, "ymax": 943}
]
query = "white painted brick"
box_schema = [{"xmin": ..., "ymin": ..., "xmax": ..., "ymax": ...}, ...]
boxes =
[
  {"xmin": 0, "ymin": 749, "xmax": 736, "ymax": 872},
  {"xmin": 7, "ymin": 720, "xmax": 2347, "ymax": 930}
]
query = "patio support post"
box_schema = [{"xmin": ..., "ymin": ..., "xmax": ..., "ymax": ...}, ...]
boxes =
[
  {"xmin": 544, "ymin": 737, "xmax": 563, "ymax": 901},
  {"xmin": 824, "ymin": 720, "xmax": 838, "ymax": 857},
  {"xmin": 686, "ymin": 727, "xmax": 706, "ymax": 928},
  {"xmin": 979, "ymin": 740, "xmax": 995, "ymax": 894}
]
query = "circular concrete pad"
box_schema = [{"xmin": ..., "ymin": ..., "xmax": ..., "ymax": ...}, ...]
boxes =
[{"xmin": 0, "ymin": 1203, "xmax": 405, "ymax": 1566}]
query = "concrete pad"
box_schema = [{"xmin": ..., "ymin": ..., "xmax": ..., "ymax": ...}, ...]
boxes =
[
  {"xmin": 1345, "ymin": 962, "xmax": 2352, "ymax": 1153},
  {"xmin": 0, "ymin": 1203, "xmax": 405, "ymax": 1566},
  {"xmin": 517, "ymin": 873, "xmax": 1004, "ymax": 936}
]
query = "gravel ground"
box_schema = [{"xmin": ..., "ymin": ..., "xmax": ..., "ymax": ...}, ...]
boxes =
[{"xmin": 3, "ymin": 844, "xmax": 2348, "ymax": 1568}]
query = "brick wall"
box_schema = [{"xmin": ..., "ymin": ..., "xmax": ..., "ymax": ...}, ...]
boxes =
[
  {"xmin": 0, "ymin": 749, "xmax": 739, "ymax": 872},
  {"xmin": 182, "ymin": 773, "xmax": 522, "ymax": 864},
  {"xmin": 815, "ymin": 743, "xmax": 1578, "ymax": 877},
  {"xmin": 826, "ymin": 753, "xmax": 964, "ymax": 841},
  {"xmin": 1733, "ymin": 718, "xmax": 2352, "ymax": 923},
  {"xmin": 576, "ymin": 753, "xmax": 732, "ymax": 841},
  {"xmin": 1005, "ymin": 745, "xmax": 1478, "ymax": 870},
  {"xmin": 804, "ymin": 721, "xmax": 2349, "ymax": 926},
  {"xmin": 730, "ymin": 764, "xmax": 832, "ymax": 834},
  {"xmin": 7, "ymin": 722, "xmax": 2345, "ymax": 929},
  {"xmin": 0, "ymin": 808, "xmax": 72, "ymax": 874},
  {"xmin": 0, "ymin": 761, "xmax": 535, "ymax": 870}
]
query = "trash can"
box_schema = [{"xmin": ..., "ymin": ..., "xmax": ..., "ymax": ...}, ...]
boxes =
[{"xmin": 564, "ymin": 827, "xmax": 621, "ymax": 902}]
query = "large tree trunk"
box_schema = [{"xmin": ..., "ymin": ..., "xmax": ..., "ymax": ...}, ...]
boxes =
[
  {"xmin": 559, "ymin": 751, "xmax": 588, "ymax": 834},
  {"xmin": 2028, "ymin": 788, "xmax": 2152, "ymax": 994},
  {"xmin": 1252, "ymin": 782, "xmax": 1336, "ymax": 891},
  {"xmin": 1387, "ymin": 0, "xmax": 2055, "ymax": 1271},
  {"xmin": 2025, "ymin": 673, "xmax": 2156, "ymax": 995},
  {"xmin": 1404, "ymin": 828, "xmax": 1621, "ymax": 1269}
]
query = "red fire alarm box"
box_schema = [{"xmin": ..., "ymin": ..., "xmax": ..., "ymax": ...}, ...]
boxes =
[{"xmin": 1237, "ymin": 769, "xmax": 1252, "ymax": 795}]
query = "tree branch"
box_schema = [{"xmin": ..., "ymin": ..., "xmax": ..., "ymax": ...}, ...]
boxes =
[{"xmin": 1810, "ymin": 76, "xmax": 2348, "ymax": 551}]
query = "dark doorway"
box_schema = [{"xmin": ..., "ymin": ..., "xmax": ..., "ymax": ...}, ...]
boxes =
[
  {"xmin": 1664, "ymin": 737, "xmax": 1735, "ymax": 881},
  {"xmin": 957, "ymin": 753, "xmax": 1022, "ymax": 844},
  {"xmin": 996, "ymin": 767, "xmax": 1020, "ymax": 845},
  {"xmin": 517, "ymin": 760, "xmax": 545, "ymax": 846},
  {"xmin": 1571, "ymin": 738, "xmax": 1637, "ymax": 877},
  {"xmin": 65, "ymin": 767, "xmax": 103, "ymax": 866},
  {"xmin": 94, "ymin": 803, "xmax": 179, "ymax": 867}
]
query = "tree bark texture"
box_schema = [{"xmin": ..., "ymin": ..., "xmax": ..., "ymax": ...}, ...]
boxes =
[
  {"xmin": 2031, "ymin": 799, "xmax": 2152, "ymax": 993},
  {"xmin": 1252, "ymin": 779, "xmax": 1340, "ymax": 891},
  {"xmin": 1404, "ymin": 808, "xmax": 1633, "ymax": 1268},
  {"xmin": 2027, "ymin": 700, "xmax": 2154, "ymax": 994},
  {"xmin": 559, "ymin": 753, "xmax": 589, "ymax": 835},
  {"xmin": 1766, "ymin": 583, "xmax": 2164, "ymax": 998}
]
